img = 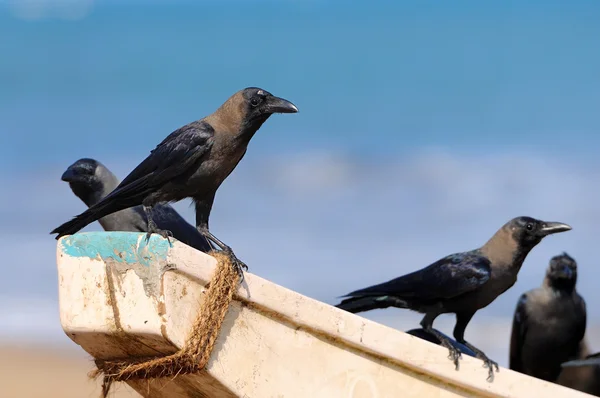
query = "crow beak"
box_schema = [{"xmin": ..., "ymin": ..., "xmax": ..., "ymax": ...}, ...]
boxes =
[
  {"xmin": 266, "ymin": 95, "xmax": 299, "ymax": 114},
  {"xmin": 61, "ymin": 168, "xmax": 77, "ymax": 182},
  {"xmin": 559, "ymin": 265, "xmax": 573, "ymax": 279},
  {"xmin": 540, "ymin": 221, "xmax": 572, "ymax": 236}
]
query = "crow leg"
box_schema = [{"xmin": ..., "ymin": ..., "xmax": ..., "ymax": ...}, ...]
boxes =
[
  {"xmin": 197, "ymin": 227, "xmax": 247, "ymax": 280},
  {"xmin": 420, "ymin": 312, "xmax": 462, "ymax": 370},
  {"xmin": 143, "ymin": 205, "xmax": 173, "ymax": 244},
  {"xmin": 454, "ymin": 312, "xmax": 499, "ymax": 382}
]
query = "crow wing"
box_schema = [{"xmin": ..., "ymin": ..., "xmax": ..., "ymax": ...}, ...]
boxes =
[
  {"xmin": 509, "ymin": 293, "xmax": 529, "ymax": 372},
  {"xmin": 342, "ymin": 251, "xmax": 492, "ymax": 301}
]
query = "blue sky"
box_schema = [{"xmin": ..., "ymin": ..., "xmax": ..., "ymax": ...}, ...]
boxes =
[
  {"xmin": 1, "ymin": 0, "xmax": 600, "ymax": 168},
  {"xmin": 2, "ymin": 0, "xmax": 600, "ymax": 365}
]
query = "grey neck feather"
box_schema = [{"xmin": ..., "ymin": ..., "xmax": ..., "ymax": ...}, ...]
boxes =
[
  {"xmin": 543, "ymin": 276, "xmax": 577, "ymax": 295},
  {"xmin": 95, "ymin": 167, "xmax": 139, "ymax": 232},
  {"xmin": 480, "ymin": 226, "xmax": 530, "ymax": 272},
  {"xmin": 75, "ymin": 166, "xmax": 139, "ymax": 232}
]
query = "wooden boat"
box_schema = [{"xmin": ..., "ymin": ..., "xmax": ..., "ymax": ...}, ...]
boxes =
[{"xmin": 56, "ymin": 232, "xmax": 591, "ymax": 397}]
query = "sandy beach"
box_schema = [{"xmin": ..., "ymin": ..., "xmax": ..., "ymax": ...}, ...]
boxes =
[{"xmin": 0, "ymin": 343, "xmax": 138, "ymax": 398}]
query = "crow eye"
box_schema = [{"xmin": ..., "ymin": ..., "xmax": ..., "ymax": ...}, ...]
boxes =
[
  {"xmin": 526, "ymin": 223, "xmax": 533, "ymax": 231},
  {"xmin": 250, "ymin": 97, "xmax": 261, "ymax": 107}
]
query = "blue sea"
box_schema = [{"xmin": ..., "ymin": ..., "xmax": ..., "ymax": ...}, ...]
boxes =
[{"xmin": 1, "ymin": 0, "xmax": 600, "ymax": 365}]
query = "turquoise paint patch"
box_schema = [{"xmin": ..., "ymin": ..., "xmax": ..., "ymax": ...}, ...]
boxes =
[{"xmin": 60, "ymin": 232, "xmax": 170, "ymax": 267}]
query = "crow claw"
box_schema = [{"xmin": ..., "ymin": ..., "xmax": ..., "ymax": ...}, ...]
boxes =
[
  {"xmin": 196, "ymin": 227, "xmax": 247, "ymax": 282},
  {"xmin": 146, "ymin": 228, "xmax": 173, "ymax": 245},
  {"xmin": 447, "ymin": 346, "xmax": 462, "ymax": 370},
  {"xmin": 483, "ymin": 358, "xmax": 499, "ymax": 382},
  {"xmin": 231, "ymin": 257, "xmax": 247, "ymax": 282},
  {"xmin": 423, "ymin": 328, "xmax": 464, "ymax": 371},
  {"xmin": 460, "ymin": 340, "xmax": 498, "ymax": 382},
  {"xmin": 220, "ymin": 247, "xmax": 247, "ymax": 282}
]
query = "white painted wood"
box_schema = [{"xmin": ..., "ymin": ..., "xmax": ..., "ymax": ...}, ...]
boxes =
[{"xmin": 57, "ymin": 232, "xmax": 592, "ymax": 398}]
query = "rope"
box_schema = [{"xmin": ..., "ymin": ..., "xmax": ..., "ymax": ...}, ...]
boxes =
[{"xmin": 90, "ymin": 251, "xmax": 240, "ymax": 397}]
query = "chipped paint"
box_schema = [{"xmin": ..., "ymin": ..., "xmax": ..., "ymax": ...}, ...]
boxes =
[
  {"xmin": 60, "ymin": 232, "xmax": 170, "ymax": 266},
  {"xmin": 60, "ymin": 232, "xmax": 174, "ymax": 299}
]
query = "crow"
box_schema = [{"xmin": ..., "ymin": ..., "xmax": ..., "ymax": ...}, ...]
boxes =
[
  {"xmin": 510, "ymin": 252, "xmax": 586, "ymax": 382},
  {"xmin": 52, "ymin": 87, "xmax": 298, "ymax": 274},
  {"xmin": 336, "ymin": 216, "xmax": 571, "ymax": 381},
  {"xmin": 60, "ymin": 158, "xmax": 213, "ymax": 252}
]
